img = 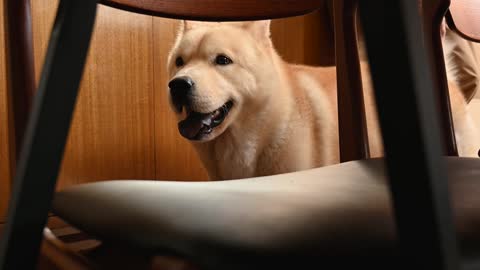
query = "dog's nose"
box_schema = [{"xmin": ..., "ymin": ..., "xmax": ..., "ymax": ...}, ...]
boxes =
[
  {"xmin": 169, "ymin": 76, "xmax": 195, "ymax": 112},
  {"xmin": 169, "ymin": 76, "xmax": 194, "ymax": 93}
]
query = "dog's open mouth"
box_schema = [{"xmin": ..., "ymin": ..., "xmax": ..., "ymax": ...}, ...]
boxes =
[{"xmin": 178, "ymin": 101, "xmax": 233, "ymax": 140}]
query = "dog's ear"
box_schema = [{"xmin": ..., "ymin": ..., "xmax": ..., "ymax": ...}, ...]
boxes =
[
  {"xmin": 242, "ymin": 20, "xmax": 272, "ymax": 46},
  {"xmin": 182, "ymin": 20, "xmax": 220, "ymax": 32}
]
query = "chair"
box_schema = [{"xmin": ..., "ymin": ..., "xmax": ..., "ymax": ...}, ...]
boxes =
[{"xmin": 1, "ymin": 0, "xmax": 479, "ymax": 269}]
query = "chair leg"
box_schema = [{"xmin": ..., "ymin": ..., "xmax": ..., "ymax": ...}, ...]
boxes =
[
  {"xmin": 4, "ymin": 0, "xmax": 37, "ymax": 159},
  {"xmin": 0, "ymin": 1, "xmax": 97, "ymax": 269},
  {"xmin": 422, "ymin": 0, "xmax": 458, "ymax": 156},
  {"xmin": 333, "ymin": 0, "xmax": 370, "ymax": 162},
  {"xmin": 358, "ymin": 1, "xmax": 459, "ymax": 270}
]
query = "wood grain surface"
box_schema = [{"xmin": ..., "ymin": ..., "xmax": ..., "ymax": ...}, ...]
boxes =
[{"xmin": 100, "ymin": 0, "xmax": 324, "ymax": 21}]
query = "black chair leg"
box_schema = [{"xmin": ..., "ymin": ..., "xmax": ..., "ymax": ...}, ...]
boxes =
[
  {"xmin": 358, "ymin": 1, "xmax": 459, "ymax": 270},
  {"xmin": 0, "ymin": 1, "xmax": 97, "ymax": 269}
]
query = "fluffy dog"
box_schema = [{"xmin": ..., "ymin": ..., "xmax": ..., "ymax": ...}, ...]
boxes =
[{"xmin": 167, "ymin": 20, "xmax": 479, "ymax": 180}]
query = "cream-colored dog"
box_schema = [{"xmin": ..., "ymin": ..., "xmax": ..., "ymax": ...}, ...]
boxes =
[{"xmin": 167, "ymin": 20, "xmax": 479, "ymax": 180}]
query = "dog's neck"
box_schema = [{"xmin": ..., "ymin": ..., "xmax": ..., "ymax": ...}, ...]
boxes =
[{"xmin": 194, "ymin": 51, "xmax": 295, "ymax": 180}]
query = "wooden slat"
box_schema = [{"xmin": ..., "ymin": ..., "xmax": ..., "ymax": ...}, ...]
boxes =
[
  {"xmin": 0, "ymin": 0, "xmax": 12, "ymax": 222},
  {"xmin": 100, "ymin": 0, "xmax": 324, "ymax": 21}
]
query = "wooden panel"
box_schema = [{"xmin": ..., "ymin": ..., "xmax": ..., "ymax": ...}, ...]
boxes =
[
  {"xmin": 31, "ymin": 2, "xmax": 157, "ymax": 186},
  {"xmin": 0, "ymin": 0, "xmax": 12, "ymax": 221},
  {"xmin": 271, "ymin": 9, "xmax": 335, "ymax": 66}
]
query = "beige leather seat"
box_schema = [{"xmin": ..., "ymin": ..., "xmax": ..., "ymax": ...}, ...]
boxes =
[{"xmin": 52, "ymin": 157, "xmax": 480, "ymax": 269}]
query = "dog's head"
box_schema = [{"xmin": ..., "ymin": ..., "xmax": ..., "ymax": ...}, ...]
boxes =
[{"xmin": 167, "ymin": 20, "xmax": 275, "ymax": 141}]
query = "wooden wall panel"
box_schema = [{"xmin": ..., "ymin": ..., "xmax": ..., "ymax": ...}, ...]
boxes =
[
  {"xmin": 0, "ymin": 0, "xmax": 12, "ymax": 221},
  {"xmin": 31, "ymin": 2, "xmax": 157, "ymax": 186},
  {"xmin": 271, "ymin": 10, "xmax": 335, "ymax": 66}
]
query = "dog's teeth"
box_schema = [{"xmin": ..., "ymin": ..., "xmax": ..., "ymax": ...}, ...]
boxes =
[{"xmin": 202, "ymin": 118, "xmax": 212, "ymax": 126}]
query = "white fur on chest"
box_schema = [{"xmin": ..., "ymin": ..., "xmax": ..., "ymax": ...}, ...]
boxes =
[{"xmin": 214, "ymin": 133, "xmax": 259, "ymax": 179}]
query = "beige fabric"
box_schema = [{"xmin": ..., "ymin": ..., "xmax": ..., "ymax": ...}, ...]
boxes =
[{"xmin": 53, "ymin": 158, "xmax": 480, "ymax": 269}]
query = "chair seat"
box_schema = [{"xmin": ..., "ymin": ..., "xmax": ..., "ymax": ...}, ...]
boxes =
[{"xmin": 52, "ymin": 157, "xmax": 480, "ymax": 269}]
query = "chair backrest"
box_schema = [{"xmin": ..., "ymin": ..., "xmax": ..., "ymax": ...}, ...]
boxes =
[
  {"xmin": 99, "ymin": 0, "xmax": 324, "ymax": 20},
  {"xmin": 446, "ymin": 0, "xmax": 480, "ymax": 42}
]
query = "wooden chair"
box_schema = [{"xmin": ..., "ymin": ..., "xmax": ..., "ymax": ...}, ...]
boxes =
[{"xmin": 1, "ymin": 0, "xmax": 480, "ymax": 269}]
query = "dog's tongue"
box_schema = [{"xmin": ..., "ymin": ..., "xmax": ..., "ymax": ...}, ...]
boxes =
[{"xmin": 178, "ymin": 112, "xmax": 213, "ymax": 139}]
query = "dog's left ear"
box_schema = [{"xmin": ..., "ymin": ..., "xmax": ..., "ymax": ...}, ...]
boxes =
[{"xmin": 243, "ymin": 20, "xmax": 272, "ymax": 46}]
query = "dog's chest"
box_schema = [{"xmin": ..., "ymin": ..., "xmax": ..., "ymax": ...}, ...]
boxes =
[{"xmin": 214, "ymin": 138, "xmax": 259, "ymax": 179}]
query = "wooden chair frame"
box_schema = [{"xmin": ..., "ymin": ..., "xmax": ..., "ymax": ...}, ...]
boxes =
[{"xmin": 0, "ymin": 0, "xmax": 468, "ymax": 269}]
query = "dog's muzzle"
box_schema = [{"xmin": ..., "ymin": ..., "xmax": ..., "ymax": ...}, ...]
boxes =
[
  {"xmin": 178, "ymin": 101, "xmax": 233, "ymax": 140},
  {"xmin": 169, "ymin": 76, "xmax": 233, "ymax": 140}
]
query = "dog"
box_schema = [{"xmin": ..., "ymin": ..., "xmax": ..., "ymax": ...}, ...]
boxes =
[{"xmin": 167, "ymin": 20, "xmax": 479, "ymax": 180}]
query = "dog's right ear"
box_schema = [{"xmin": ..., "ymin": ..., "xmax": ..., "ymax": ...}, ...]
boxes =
[{"xmin": 181, "ymin": 20, "xmax": 219, "ymax": 32}]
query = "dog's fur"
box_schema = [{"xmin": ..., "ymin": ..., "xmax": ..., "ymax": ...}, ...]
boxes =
[{"xmin": 167, "ymin": 20, "xmax": 480, "ymax": 180}]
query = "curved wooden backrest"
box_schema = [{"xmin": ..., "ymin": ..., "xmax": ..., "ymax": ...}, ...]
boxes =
[
  {"xmin": 99, "ymin": 0, "xmax": 324, "ymax": 20},
  {"xmin": 446, "ymin": 0, "xmax": 480, "ymax": 42}
]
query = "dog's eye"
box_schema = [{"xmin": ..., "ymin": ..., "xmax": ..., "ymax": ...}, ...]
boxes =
[
  {"xmin": 215, "ymin": 55, "xmax": 233, "ymax": 66},
  {"xmin": 175, "ymin": 56, "xmax": 184, "ymax": 67}
]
